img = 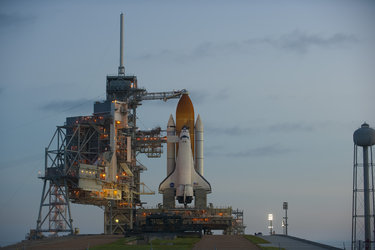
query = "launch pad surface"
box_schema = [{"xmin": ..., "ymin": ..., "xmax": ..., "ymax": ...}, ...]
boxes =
[{"xmin": 134, "ymin": 207, "xmax": 235, "ymax": 235}]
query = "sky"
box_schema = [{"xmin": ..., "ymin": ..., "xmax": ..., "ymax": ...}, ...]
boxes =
[{"xmin": 0, "ymin": 0, "xmax": 374, "ymax": 247}]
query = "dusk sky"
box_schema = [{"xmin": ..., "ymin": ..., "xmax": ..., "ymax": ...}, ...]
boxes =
[{"xmin": 0, "ymin": 0, "xmax": 374, "ymax": 247}]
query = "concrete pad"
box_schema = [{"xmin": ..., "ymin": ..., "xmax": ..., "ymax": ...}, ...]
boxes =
[{"xmin": 259, "ymin": 235, "xmax": 343, "ymax": 250}]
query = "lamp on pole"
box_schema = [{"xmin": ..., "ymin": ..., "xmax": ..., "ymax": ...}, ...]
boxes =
[
  {"xmin": 268, "ymin": 213, "xmax": 273, "ymax": 235},
  {"xmin": 283, "ymin": 202, "xmax": 288, "ymax": 235}
]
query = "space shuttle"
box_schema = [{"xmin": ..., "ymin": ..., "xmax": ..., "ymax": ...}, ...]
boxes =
[{"xmin": 159, "ymin": 94, "xmax": 211, "ymax": 208}]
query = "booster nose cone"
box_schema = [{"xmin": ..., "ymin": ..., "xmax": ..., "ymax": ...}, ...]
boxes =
[
  {"xmin": 167, "ymin": 114, "xmax": 175, "ymax": 128},
  {"xmin": 195, "ymin": 114, "xmax": 203, "ymax": 131},
  {"xmin": 176, "ymin": 94, "xmax": 195, "ymax": 156}
]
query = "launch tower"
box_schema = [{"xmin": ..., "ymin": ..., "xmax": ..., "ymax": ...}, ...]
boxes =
[{"xmin": 35, "ymin": 13, "xmax": 186, "ymax": 236}]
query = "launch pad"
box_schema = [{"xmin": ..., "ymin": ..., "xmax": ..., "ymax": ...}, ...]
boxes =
[
  {"xmin": 134, "ymin": 207, "xmax": 234, "ymax": 235},
  {"xmin": 34, "ymin": 14, "xmax": 244, "ymax": 238}
]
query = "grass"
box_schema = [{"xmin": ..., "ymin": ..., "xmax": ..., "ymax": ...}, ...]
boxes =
[
  {"xmin": 259, "ymin": 247, "xmax": 285, "ymax": 250},
  {"xmin": 91, "ymin": 236, "xmax": 201, "ymax": 250},
  {"xmin": 243, "ymin": 235, "xmax": 285, "ymax": 250},
  {"xmin": 243, "ymin": 235, "xmax": 270, "ymax": 244}
]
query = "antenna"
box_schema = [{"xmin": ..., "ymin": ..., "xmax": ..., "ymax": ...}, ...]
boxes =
[{"xmin": 118, "ymin": 13, "xmax": 125, "ymax": 75}]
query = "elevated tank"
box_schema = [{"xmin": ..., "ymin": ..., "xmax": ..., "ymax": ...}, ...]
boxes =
[
  {"xmin": 353, "ymin": 123, "xmax": 375, "ymax": 147},
  {"xmin": 352, "ymin": 122, "xmax": 375, "ymax": 249}
]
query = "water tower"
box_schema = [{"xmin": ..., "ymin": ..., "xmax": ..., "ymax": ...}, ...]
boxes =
[{"xmin": 352, "ymin": 123, "xmax": 375, "ymax": 250}]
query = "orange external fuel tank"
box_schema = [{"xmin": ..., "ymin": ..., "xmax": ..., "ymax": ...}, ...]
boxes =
[{"xmin": 176, "ymin": 94, "xmax": 195, "ymax": 157}]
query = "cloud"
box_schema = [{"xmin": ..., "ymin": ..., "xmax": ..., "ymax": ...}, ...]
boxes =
[
  {"xmin": 0, "ymin": 13, "xmax": 36, "ymax": 28},
  {"xmin": 138, "ymin": 30, "xmax": 358, "ymax": 62},
  {"xmin": 245, "ymin": 30, "xmax": 358, "ymax": 53},
  {"xmin": 212, "ymin": 88, "xmax": 231, "ymax": 100},
  {"xmin": 206, "ymin": 126, "xmax": 256, "ymax": 136},
  {"xmin": 191, "ymin": 42, "xmax": 214, "ymax": 57},
  {"xmin": 268, "ymin": 122, "xmax": 314, "ymax": 132},
  {"xmin": 205, "ymin": 145, "xmax": 225, "ymax": 157},
  {"xmin": 206, "ymin": 144, "xmax": 291, "ymax": 158},
  {"xmin": 188, "ymin": 89, "xmax": 210, "ymax": 104},
  {"xmin": 39, "ymin": 99, "xmax": 94, "ymax": 114},
  {"xmin": 226, "ymin": 144, "xmax": 291, "ymax": 157},
  {"xmin": 137, "ymin": 49, "xmax": 175, "ymax": 61},
  {"xmin": 206, "ymin": 122, "xmax": 314, "ymax": 136}
]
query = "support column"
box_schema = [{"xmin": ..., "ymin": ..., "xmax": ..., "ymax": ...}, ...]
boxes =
[
  {"xmin": 163, "ymin": 188, "xmax": 175, "ymax": 209},
  {"xmin": 363, "ymin": 146, "xmax": 371, "ymax": 248},
  {"xmin": 195, "ymin": 189, "xmax": 207, "ymax": 208}
]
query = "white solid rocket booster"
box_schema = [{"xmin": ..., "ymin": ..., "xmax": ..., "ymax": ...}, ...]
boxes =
[
  {"xmin": 195, "ymin": 114, "xmax": 204, "ymax": 175},
  {"xmin": 167, "ymin": 115, "xmax": 176, "ymax": 176}
]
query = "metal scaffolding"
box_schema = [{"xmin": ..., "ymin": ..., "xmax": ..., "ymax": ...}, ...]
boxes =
[
  {"xmin": 352, "ymin": 145, "xmax": 375, "ymax": 250},
  {"xmin": 36, "ymin": 128, "xmax": 73, "ymax": 235},
  {"xmin": 231, "ymin": 208, "xmax": 246, "ymax": 235}
]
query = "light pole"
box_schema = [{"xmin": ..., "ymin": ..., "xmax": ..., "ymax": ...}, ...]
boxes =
[
  {"xmin": 268, "ymin": 213, "xmax": 273, "ymax": 235},
  {"xmin": 283, "ymin": 202, "xmax": 288, "ymax": 235}
]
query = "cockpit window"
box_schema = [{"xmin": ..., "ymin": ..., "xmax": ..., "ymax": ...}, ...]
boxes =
[{"xmin": 181, "ymin": 135, "xmax": 189, "ymax": 139}]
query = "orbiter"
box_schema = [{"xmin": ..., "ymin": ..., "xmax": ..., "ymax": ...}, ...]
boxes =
[{"xmin": 159, "ymin": 94, "xmax": 211, "ymax": 208}]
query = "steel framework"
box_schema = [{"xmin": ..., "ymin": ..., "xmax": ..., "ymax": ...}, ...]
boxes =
[
  {"xmin": 36, "ymin": 127, "xmax": 73, "ymax": 235},
  {"xmin": 34, "ymin": 13, "xmax": 200, "ymax": 237},
  {"xmin": 35, "ymin": 88, "xmax": 186, "ymax": 236},
  {"xmin": 231, "ymin": 208, "xmax": 246, "ymax": 235},
  {"xmin": 352, "ymin": 144, "xmax": 375, "ymax": 250}
]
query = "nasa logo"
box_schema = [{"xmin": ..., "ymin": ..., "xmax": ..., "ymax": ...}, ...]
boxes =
[{"xmin": 170, "ymin": 183, "xmax": 175, "ymax": 188}]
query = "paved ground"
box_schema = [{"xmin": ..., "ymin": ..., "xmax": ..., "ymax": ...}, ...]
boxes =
[
  {"xmin": 2, "ymin": 234, "xmax": 123, "ymax": 250},
  {"xmin": 192, "ymin": 235, "xmax": 260, "ymax": 250},
  {"xmin": 259, "ymin": 235, "xmax": 343, "ymax": 250}
]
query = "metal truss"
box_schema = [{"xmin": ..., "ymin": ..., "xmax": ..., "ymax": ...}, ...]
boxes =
[
  {"xmin": 36, "ymin": 127, "xmax": 73, "ymax": 235},
  {"xmin": 352, "ymin": 145, "xmax": 375, "ymax": 250}
]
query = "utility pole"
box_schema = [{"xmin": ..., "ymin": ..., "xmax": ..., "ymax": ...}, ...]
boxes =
[
  {"xmin": 268, "ymin": 214, "xmax": 273, "ymax": 235},
  {"xmin": 283, "ymin": 202, "xmax": 288, "ymax": 235}
]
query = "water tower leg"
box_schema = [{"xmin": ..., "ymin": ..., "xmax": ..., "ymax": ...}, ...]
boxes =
[{"xmin": 363, "ymin": 146, "xmax": 371, "ymax": 248}]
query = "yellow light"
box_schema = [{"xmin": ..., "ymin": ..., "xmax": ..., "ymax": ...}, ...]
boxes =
[
  {"xmin": 116, "ymin": 120, "xmax": 121, "ymax": 124},
  {"xmin": 268, "ymin": 214, "xmax": 273, "ymax": 221},
  {"xmin": 115, "ymin": 219, "xmax": 119, "ymax": 223}
]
